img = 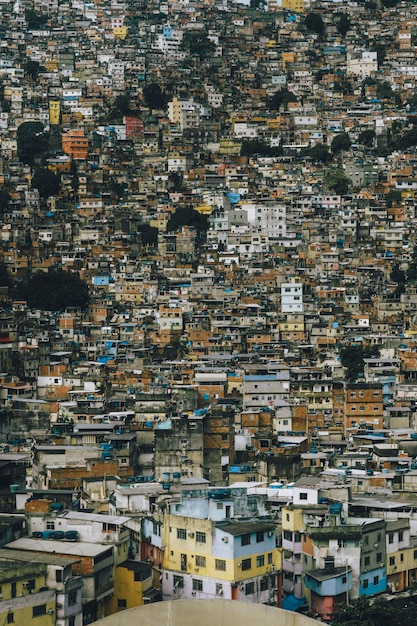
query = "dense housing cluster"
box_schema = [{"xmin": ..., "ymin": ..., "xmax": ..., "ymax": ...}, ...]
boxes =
[{"xmin": 2, "ymin": 0, "xmax": 417, "ymax": 623}]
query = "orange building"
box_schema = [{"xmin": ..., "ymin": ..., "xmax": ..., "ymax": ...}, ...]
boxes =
[{"xmin": 62, "ymin": 129, "xmax": 88, "ymax": 160}]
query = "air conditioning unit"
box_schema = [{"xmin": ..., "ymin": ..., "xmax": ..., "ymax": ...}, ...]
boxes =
[
  {"xmin": 188, "ymin": 532, "xmax": 195, "ymax": 538},
  {"xmin": 47, "ymin": 609, "xmax": 54, "ymax": 615},
  {"xmin": 194, "ymin": 567, "xmax": 199, "ymax": 572},
  {"xmin": 22, "ymin": 582, "xmax": 29, "ymax": 588},
  {"xmin": 222, "ymin": 537, "xmax": 229, "ymax": 543},
  {"xmin": 191, "ymin": 591, "xmax": 196, "ymax": 596},
  {"xmin": 267, "ymin": 531, "xmax": 274, "ymax": 537},
  {"xmin": 237, "ymin": 562, "xmax": 242, "ymax": 567}
]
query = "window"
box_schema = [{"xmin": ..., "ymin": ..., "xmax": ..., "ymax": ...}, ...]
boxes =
[
  {"xmin": 283, "ymin": 530, "xmax": 292, "ymax": 541},
  {"xmin": 401, "ymin": 553, "xmax": 404, "ymax": 562},
  {"xmin": 364, "ymin": 556, "xmax": 370, "ymax": 566},
  {"xmin": 192, "ymin": 579, "xmax": 203, "ymax": 591},
  {"xmin": 215, "ymin": 559, "xmax": 226, "ymax": 571},
  {"xmin": 241, "ymin": 533, "xmax": 251, "ymax": 546},
  {"xmin": 46, "ymin": 521, "xmax": 55, "ymax": 531},
  {"xmin": 68, "ymin": 591, "xmax": 77, "ymax": 605},
  {"xmin": 32, "ymin": 605, "xmax": 46, "ymax": 618},
  {"xmin": 363, "ymin": 579, "xmax": 369, "ymax": 589},
  {"xmin": 69, "ymin": 618, "xmax": 75, "ymax": 626},
  {"xmin": 55, "ymin": 570, "xmax": 63, "ymax": 583},
  {"xmin": 7, "ymin": 613, "xmax": 13, "ymax": 624},
  {"xmin": 376, "ymin": 552, "xmax": 382, "ymax": 563},
  {"xmin": 216, "ymin": 583, "xmax": 223, "ymax": 596},
  {"xmin": 177, "ymin": 528, "xmax": 186, "ymax": 540},
  {"xmin": 260, "ymin": 577, "xmax": 269, "ymax": 591},
  {"xmin": 245, "ymin": 582, "xmax": 255, "ymax": 595},
  {"xmin": 11, "ymin": 583, "xmax": 16, "ymax": 599},
  {"xmin": 414, "ymin": 550, "xmax": 417, "ymax": 560},
  {"xmin": 195, "ymin": 555, "xmax": 206, "ymax": 567},
  {"xmin": 299, "ymin": 493, "xmax": 308, "ymax": 500},
  {"xmin": 399, "ymin": 531, "xmax": 404, "ymax": 542},
  {"xmin": 256, "ymin": 555, "xmax": 265, "ymax": 567},
  {"xmin": 241, "ymin": 558, "xmax": 251, "ymax": 571},
  {"xmin": 373, "ymin": 575, "xmax": 379, "ymax": 586},
  {"xmin": 286, "ymin": 514, "xmax": 290, "ymax": 522},
  {"xmin": 268, "ymin": 553, "xmax": 273, "ymax": 564},
  {"xmin": 173, "ymin": 575, "xmax": 184, "ymax": 588},
  {"xmin": 256, "ymin": 531, "xmax": 264, "ymax": 543},
  {"xmin": 389, "ymin": 533, "xmax": 394, "ymax": 544},
  {"xmin": 196, "ymin": 531, "xmax": 206, "ymax": 543},
  {"xmin": 117, "ymin": 599, "xmax": 127, "ymax": 609}
]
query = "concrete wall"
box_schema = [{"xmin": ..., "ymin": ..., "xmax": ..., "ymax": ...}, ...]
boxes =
[{"xmin": 92, "ymin": 599, "xmax": 318, "ymax": 626}]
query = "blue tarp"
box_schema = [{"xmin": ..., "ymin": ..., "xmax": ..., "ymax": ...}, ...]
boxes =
[{"xmin": 281, "ymin": 595, "xmax": 306, "ymax": 612}]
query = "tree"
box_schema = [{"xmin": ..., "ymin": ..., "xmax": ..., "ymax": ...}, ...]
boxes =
[
  {"xmin": 332, "ymin": 596, "xmax": 417, "ymax": 626},
  {"xmin": 70, "ymin": 159, "xmax": 79, "ymax": 196},
  {"xmin": 23, "ymin": 60, "xmax": 40, "ymax": 80},
  {"xmin": 25, "ymin": 9, "xmax": 48, "ymax": 28},
  {"xmin": 326, "ymin": 169, "xmax": 352, "ymax": 194},
  {"xmin": 142, "ymin": 83, "xmax": 168, "ymax": 111},
  {"xmin": 0, "ymin": 262, "xmax": 11, "ymax": 288},
  {"xmin": 17, "ymin": 121, "xmax": 50, "ymax": 165},
  {"xmin": 304, "ymin": 12, "xmax": 325, "ymax": 37},
  {"xmin": 301, "ymin": 143, "xmax": 332, "ymax": 163},
  {"xmin": 31, "ymin": 168, "xmax": 60, "ymax": 198},
  {"xmin": 114, "ymin": 94, "xmax": 130, "ymax": 115},
  {"xmin": 167, "ymin": 206, "xmax": 209, "ymax": 235},
  {"xmin": 385, "ymin": 189, "xmax": 402, "ymax": 207},
  {"xmin": 250, "ymin": 0, "xmax": 266, "ymax": 9},
  {"xmin": 0, "ymin": 190, "xmax": 11, "ymax": 212},
  {"xmin": 358, "ymin": 129, "xmax": 375, "ymax": 147},
  {"xmin": 138, "ymin": 224, "xmax": 158, "ymax": 247},
  {"xmin": 268, "ymin": 88, "xmax": 297, "ymax": 111},
  {"xmin": 241, "ymin": 139, "xmax": 282, "ymax": 157},
  {"xmin": 336, "ymin": 13, "xmax": 351, "ymax": 37},
  {"xmin": 339, "ymin": 344, "xmax": 380, "ymax": 382},
  {"xmin": 14, "ymin": 270, "xmax": 90, "ymax": 311},
  {"xmin": 331, "ymin": 132, "xmax": 351, "ymax": 154},
  {"xmin": 180, "ymin": 31, "xmax": 216, "ymax": 61}
]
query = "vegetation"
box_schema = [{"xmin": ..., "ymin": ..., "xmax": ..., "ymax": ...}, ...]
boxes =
[
  {"xmin": 267, "ymin": 88, "xmax": 297, "ymax": 111},
  {"xmin": 335, "ymin": 13, "xmax": 351, "ymax": 37},
  {"xmin": 332, "ymin": 596, "xmax": 417, "ymax": 626},
  {"xmin": 304, "ymin": 12, "xmax": 325, "ymax": 37},
  {"xmin": 138, "ymin": 224, "xmax": 158, "ymax": 247},
  {"xmin": 339, "ymin": 344, "xmax": 380, "ymax": 382},
  {"xmin": 301, "ymin": 143, "xmax": 332, "ymax": 164},
  {"xmin": 142, "ymin": 83, "xmax": 168, "ymax": 111},
  {"xmin": 14, "ymin": 270, "xmax": 90, "ymax": 311},
  {"xmin": 358, "ymin": 129, "xmax": 376, "ymax": 147},
  {"xmin": 167, "ymin": 206, "xmax": 209, "ymax": 235},
  {"xmin": 325, "ymin": 169, "xmax": 352, "ymax": 194},
  {"xmin": 17, "ymin": 121, "xmax": 50, "ymax": 165},
  {"xmin": 180, "ymin": 31, "xmax": 216, "ymax": 61},
  {"xmin": 331, "ymin": 132, "xmax": 351, "ymax": 154},
  {"xmin": 241, "ymin": 139, "xmax": 282, "ymax": 157},
  {"xmin": 31, "ymin": 168, "xmax": 60, "ymax": 198},
  {"xmin": 25, "ymin": 9, "xmax": 48, "ymax": 29}
]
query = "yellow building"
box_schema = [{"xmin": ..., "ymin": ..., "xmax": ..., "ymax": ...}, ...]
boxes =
[
  {"xmin": 162, "ymin": 493, "xmax": 281, "ymax": 604},
  {"xmin": 104, "ymin": 561, "xmax": 158, "ymax": 615},
  {"xmin": 282, "ymin": 0, "xmax": 305, "ymax": 12},
  {"xmin": 49, "ymin": 100, "xmax": 60, "ymax": 125},
  {"xmin": 114, "ymin": 25, "xmax": 127, "ymax": 39},
  {"xmin": 0, "ymin": 560, "xmax": 56, "ymax": 626}
]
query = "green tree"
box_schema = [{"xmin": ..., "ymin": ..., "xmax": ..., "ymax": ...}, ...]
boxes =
[
  {"xmin": 385, "ymin": 189, "xmax": 402, "ymax": 207},
  {"xmin": 0, "ymin": 262, "xmax": 11, "ymax": 288},
  {"xmin": 25, "ymin": 9, "xmax": 48, "ymax": 28},
  {"xmin": 339, "ymin": 344, "xmax": 380, "ymax": 382},
  {"xmin": 17, "ymin": 121, "xmax": 50, "ymax": 165},
  {"xmin": 358, "ymin": 129, "xmax": 375, "ymax": 147},
  {"xmin": 331, "ymin": 132, "xmax": 351, "ymax": 154},
  {"xmin": 325, "ymin": 168, "xmax": 352, "ymax": 194},
  {"xmin": 268, "ymin": 88, "xmax": 297, "ymax": 111},
  {"xmin": 301, "ymin": 143, "xmax": 332, "ymax": 163},
  {"xmin": 23, "ymin": 60, "xmax": 40, "ymax": 80},
  {"xmin": 250, "ymin": 0, "xmax": 266, "ymax": 9},
  {"xmin": 142, "ymin": 83, "xmax": 168, "ymax": 111},
  {"xmin": 335, "ymin": 13, "xmax": 351, "ymax": 37},
  {"xmin": 70, "ymin": 159, "xmax": 79, "ymax": 196},
  {"xmin": 31, "ymin": 168, "xmax": 60, "ymax": 198},
  {"xmin": 15, "ymin": 270, "xmax": 90, "ymax": 311},
  {"xmin": 114, "ymin": 94, "xmax": 130, "ymax": 115},
  {"xmin": 241, "ymin": 139, "xmax": 282, "ymax": 157},
  {"xmin": 138, "ymin": 224, "xmax": 158, "ymax": 247},
  {"xmin": 304, "ymin": 12, "xmax": 325, "ymax": 37},
  {"xmin": 332, "ymin": 596, "xmax": 417, "ymax": 626},
  {"xmin": 180, "ymin": 31, "xmax": 216, "ymax": 61},
  {"xmin": 167, "ymin": 206, "xmax": 209, "ymax": 235},
  {"xmin": 0, "ymin": 190, "xmax": 11, "ymax": 212}
]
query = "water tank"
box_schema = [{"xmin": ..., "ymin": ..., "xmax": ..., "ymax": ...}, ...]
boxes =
[
  {"xmin": 42, "ymin": 531, "xmax": 53, "ymax": 539},
  {"xmin": 65, "ymin": 531, "xmax": 78, "ymax": 541},
  {"xmin": 9, "ymin": 484, "xmax": 19, "ymax": 492},
  {"xmin": 52, "ymin": 531, "xmax": 65, "ymax": 540}
]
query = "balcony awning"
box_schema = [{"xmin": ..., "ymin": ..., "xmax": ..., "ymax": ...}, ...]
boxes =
[{"xmin": 281, "ymin": 594, "xmax": 306, "ymax": 612}]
